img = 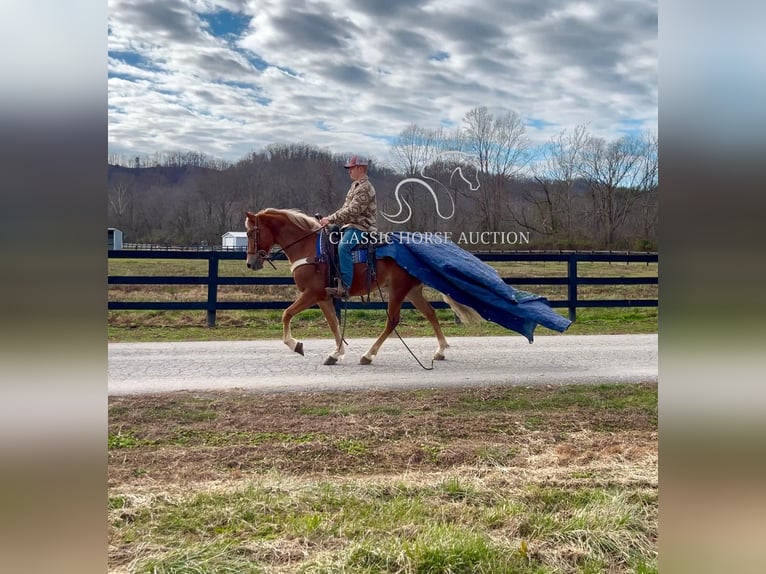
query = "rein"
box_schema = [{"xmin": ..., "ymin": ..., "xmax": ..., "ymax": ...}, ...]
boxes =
[
  {"xmin": 279, "ymin": 228, "xmax": 322, "ymax": 254},
  {"xmin": 375, "ymin": 283, "xmax": 434, "ymax": 371}
]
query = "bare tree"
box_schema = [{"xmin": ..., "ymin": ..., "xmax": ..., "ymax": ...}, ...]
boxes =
[
  {"xmin": 108, "ymin": 180, "xmax": 132, "ymax": 222},
  {"xmin": 528, "ymin": 124, "xmax": 590, "ymax": 237},
  {"xmin": 635, "ymin": 131, "xmax": 658, "ymax": 246},
  {"xmin": 582, "ymin": 133, "xmax": 647, "ymax": 247},
  {"xmin": 387, "ymin": 125, "xmax": 445, "ymax": 230},
  {"xmin": 390, "ymin": 124, "xmax": 440, "ymax": 176},
  {"xmin": 108, "ymin": 173, "xmax": 138, "ymax": 236},
  {"xmin": 462, "ymin": 107, "xmax": 493, "ymax": 173},
  {"xmin": 194, "ymin": 169, "xmax": 246, "ymax": 244},
  {"xmin": 315, "ymin": 154, "xmax": 339, "ymax": 216},
  {"xmin": 461, "ymin": 106, "xmax": 529, "ymax": 231},
  {"xmin": 169, "ymin": 198, "xmax": 201, "ymax": 245},
  {"xmin": 232, "ymin": 152, "xmax": 263, "ymax": 212}
]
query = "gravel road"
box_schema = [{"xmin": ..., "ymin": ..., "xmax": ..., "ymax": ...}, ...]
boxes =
[{"xmin": 108, "ymin": 334, "xmax": 657, "ymax": 395}]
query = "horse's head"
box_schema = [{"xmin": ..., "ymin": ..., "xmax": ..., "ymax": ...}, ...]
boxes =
[{"xmin": 245, "ymin": 211, "xmax": 274, "ymax": 270}]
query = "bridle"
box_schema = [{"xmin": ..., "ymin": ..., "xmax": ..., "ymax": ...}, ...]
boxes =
[
  {"xmin": 246, "ymin": 215, "xmax": 274, "ymax": 269},
  {"xmin": 246, "ymin": 213, "xmax": 322, "ymax": 269}
]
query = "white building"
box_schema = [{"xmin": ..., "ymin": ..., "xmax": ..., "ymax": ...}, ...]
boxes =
[
  {"xmin": 222, "ymin": 231, "xmax": 248, "ymax": 250},
  {"xmin": 108, "ymin": 228, "xmax": 123, "ymax": 249}
]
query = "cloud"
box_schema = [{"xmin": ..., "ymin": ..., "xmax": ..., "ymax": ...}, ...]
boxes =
[
  {"xmin": 113, "ymin": 0, "xmax": 202, "ymax": 43},
  {"xmin": 108, "ymin": 0, "xmax": 657, "ymax": 163},
  {"xmin": 268, "ymin": 9, "xmax": 356, "ymax": 52}
]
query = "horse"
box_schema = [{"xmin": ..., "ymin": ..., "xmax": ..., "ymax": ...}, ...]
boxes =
[{"xmin": 245, "ymin": 208, "xmax": 478, "ymax": 366}]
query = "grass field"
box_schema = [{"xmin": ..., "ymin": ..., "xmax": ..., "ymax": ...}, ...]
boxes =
[{"xmin": 109, "ymin": 383, "xmax": 657, "ymax": 573}]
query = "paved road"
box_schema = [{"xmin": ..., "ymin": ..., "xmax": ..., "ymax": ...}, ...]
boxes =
[{"xmin": 108, "ymin": 334, "xmax": 657, "ymax": 395}]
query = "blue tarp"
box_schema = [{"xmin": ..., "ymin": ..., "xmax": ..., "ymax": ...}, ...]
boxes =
[{"xmin": 377, "ymin": 232, "xmax": 572, "ymax": 342}]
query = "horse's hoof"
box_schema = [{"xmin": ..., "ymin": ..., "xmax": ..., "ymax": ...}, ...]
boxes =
[
  {"xmin": 433, "ymin": 352, "xmax": 446, "ymax": 361},
  {"xmin": 295, "ymin": 342, "xmax": 304, "ymax": 356},
  {"xmin": 324, "ymin": 356, "xmax": 338, "ymax": 365},
  {"xmin": 359, "ymin": 356, "xmax": 372, "ymax": 365}
]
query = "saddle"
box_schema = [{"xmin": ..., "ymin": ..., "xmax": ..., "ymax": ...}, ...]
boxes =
[{"xmin": 317, "ymin": 224, "xmax": 378, "ymax": 297}]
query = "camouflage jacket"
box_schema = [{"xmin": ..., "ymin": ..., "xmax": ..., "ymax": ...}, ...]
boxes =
[{"xmin": 328, "ymin": 176, "xmax": 377, "ymax": 232}]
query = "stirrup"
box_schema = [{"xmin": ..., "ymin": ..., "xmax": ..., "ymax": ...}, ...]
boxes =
[{"xmin": 325, "ymin": 279, "xmax": 348, "ymax": 299}]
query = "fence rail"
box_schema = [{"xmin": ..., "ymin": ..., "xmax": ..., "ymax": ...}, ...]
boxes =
[{"xmin": 108, "ymin": 249, "xmax": 658, "ymax": 326}]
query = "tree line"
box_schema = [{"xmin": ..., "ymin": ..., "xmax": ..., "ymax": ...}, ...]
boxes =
[{"xmin": 108, "ymin": 107, "xmax": 657, "ymax": 250}]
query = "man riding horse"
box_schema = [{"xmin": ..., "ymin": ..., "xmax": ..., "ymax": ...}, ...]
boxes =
[{"xmin": 319, "ymin": 155, "xmax": 377, "ymax": 298}]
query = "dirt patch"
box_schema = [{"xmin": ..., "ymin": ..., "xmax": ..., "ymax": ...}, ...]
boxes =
[{"xmin": 109, "ymin": 384, "xmax": 657, "ymax": 487}]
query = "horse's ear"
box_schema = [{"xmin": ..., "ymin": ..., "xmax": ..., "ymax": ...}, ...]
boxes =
[{"xmin": 245, "ymin": 211, "xmax": 256, "ymax": 220}]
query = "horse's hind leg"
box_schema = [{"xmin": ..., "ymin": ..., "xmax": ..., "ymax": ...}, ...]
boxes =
[
  {"xmin": 317, "ymin": 298, "xmax": 345, "ymax": 365},
  {"xmin": 282, "ymin": 291, "xmax": 317, "ymax": 355},
  {"xmin": 407, "ymin": 284, "xmax": 449, "ymax": 360}
]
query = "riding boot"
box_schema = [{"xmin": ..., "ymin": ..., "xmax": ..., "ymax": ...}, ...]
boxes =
[{"xmin": 325, "ymin": 278, "xmax": 348, "ymax": 299}]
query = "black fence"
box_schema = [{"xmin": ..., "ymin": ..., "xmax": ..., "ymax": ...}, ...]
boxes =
[{"xmin": 108, "ymin": 249, "xmax": 658, "ymax": 326}]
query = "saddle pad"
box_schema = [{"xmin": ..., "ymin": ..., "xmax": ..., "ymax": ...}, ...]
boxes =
[{"xmin": 351, "ymin": 249, "xmax": 368, "ymax": 264}]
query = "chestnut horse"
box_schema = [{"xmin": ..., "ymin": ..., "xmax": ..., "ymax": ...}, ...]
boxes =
[{"xmin": 245, "ymin": 208, "xmax": 474, "ymax": 365}]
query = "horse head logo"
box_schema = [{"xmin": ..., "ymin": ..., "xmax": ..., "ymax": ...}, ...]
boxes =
[{"xmin": 382, "ymin": 151, "xmax": 482, "ymax": 224}]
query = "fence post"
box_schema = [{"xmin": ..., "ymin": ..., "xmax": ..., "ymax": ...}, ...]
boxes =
[
  {"xmin": 207, "ymin": 252, "xmax": 219, "ymax": 327},
  {"xmin": 567, "ymin": 255, "xmax": 578, "ymax": 322}
]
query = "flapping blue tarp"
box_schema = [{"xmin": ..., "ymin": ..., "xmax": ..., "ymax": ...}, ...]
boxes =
[{"xmin": 377, "ymin": 232, "xmax": 572, "ymax": 342}]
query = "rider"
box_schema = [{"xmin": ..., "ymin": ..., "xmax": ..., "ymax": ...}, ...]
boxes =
[{"xmin": 319, "ymin": 155, "xmax": 377, "ymax": 298}]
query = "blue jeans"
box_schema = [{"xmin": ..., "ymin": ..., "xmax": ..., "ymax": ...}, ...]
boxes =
[{"xmin": 338, "ymin": 228, "xmax": 366, "ymax": 288}]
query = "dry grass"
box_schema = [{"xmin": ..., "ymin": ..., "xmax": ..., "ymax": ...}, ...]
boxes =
[{"xmin": 108, "ymin": 258, "xmax": 657, "ymax": 303}]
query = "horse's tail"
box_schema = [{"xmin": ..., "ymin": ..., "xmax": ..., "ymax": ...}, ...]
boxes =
[{"xmin": 442, "ymin": 294, "xmax": 485, "ymax": 325}]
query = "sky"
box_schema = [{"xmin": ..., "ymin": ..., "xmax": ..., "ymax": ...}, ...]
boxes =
[{"xmin": 107, "ymin": 0, "xmax": 657, "ymax": 166}]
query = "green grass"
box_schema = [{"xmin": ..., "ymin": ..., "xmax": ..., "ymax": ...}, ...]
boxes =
[
  {"xmin": 108, "ymin": 430, "xmax": 148, "ymax": 449},
  {"xmin": 111, "ymin": 478, "xmax": 656, "ymax": 573},
  {"xmin": 336, "ymin": 438, "xmax": 370, "ymax": 456},
  {"xmin": 298, "ymin": 404, "xmax": 356, "ymax": 416},
  {"xmin": 108, "ymin": 306, "xmax": 657, "ymax": 342},
  {"xmin": 133, "ymin": 542, "xmax": 266, "ymax": 573},
  {"xmin": 108, "ymin": 429, "xmax": 322, "ymax": 449},
  {"xmin": 457, "ymin": 383, "xmax": 657, "ymax": 413},
  {"xmin": 344, "ymin": 523, "xmax": 538, "ymax": 573},
  {"xmin": 139, "ymin": 404, "xmax": 218, "ymax": 423}
]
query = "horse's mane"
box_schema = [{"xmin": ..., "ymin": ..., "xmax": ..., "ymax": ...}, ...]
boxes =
[{"xmin": 258, "ymin": 208, "xmax": 321, "ymax": 232}]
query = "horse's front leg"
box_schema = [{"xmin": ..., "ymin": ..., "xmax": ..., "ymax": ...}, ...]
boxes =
[
  {"xmin": 317, "ymin": 299, "xmax": 345, "ymax": 365},
  {"xmin": 282, "ymin": 291, "xmax": 317, "ymax": 355}
]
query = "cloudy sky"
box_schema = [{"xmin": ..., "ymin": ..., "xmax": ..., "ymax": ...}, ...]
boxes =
[{"xmin": 108, "ymin": 0, "xmax": 657, "ymax": 165}]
